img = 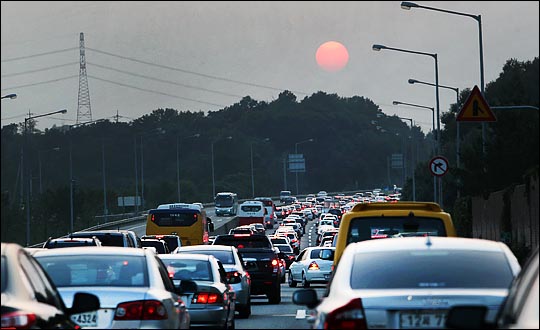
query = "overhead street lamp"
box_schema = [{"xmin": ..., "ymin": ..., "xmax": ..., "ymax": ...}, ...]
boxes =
[
  {"xmin": 401, "ymin": 1, "xmax": 487, "ymax": 155},
  {"xmin": 408, "ymin": 78, "xmax": 461, "ymax": 176},
  {"xmin": 177, "ymin": 133, "xmax": 200, "ymax": 202},
  {"xmin": 67, "ymin": 118, "xmax": 107, "ymax": 234},
  {"xmin": 372, "ymin": 44, "xmax": 440, "ymax": 156},
  {"xmin": 250, "ymin": 138, "xmax": 270, "ymax": 198},
  {"xmin": 294, "ymin": 138, "xmax": 314, "ymax": 195},
  {"xmin": 393, "ymin": 100, "xmax": 436, "ymax": 203},
  {"xmin": 24, "ymin": 109, "xmax": 67, "ymax": 246},
  {"xmin": 1, "ymin": 93, "xmax": 17, "ymax": 100},
  {"xmin": 38, "ymin": 147, "xmax": 60, "ymax": 195},
  {"xmin": 211, "ymin": 136, "xmax": 233, "ymax": 198}
]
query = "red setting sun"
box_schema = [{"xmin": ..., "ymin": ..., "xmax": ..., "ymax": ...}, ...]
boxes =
[{"xmin": 315, "ymin": 41, "xmax": 349, "ymax": 72}]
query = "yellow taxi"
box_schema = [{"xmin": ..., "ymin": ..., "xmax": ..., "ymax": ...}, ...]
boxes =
[{"xmin": 334, "ymin": 202, "xmax": 456, "ymax": 265}]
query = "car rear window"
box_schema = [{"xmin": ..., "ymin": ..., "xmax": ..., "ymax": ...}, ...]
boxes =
[
  {"xmin": 45, "ymin": 240, "xmax": 96, "ymax": 248},
  {"xmin": 177, "ymin": 250, "xmax": 235, "ymax": 265},
  {"xmin": 241, "ymin": 205, "xmax": 262, "ymax": 212},
  {"xmin": 161, "ymin": 258, "xmax": 212, "ymax": 282},
  {"xmin": 35, "ymin": 255, "xmax": 148, "ymax": 287},
  {"xmin": 73, "ymin": 233, "xmax": 125, "ymax": 247},
  {"xmin": 213, "ymin": 235, "xmax": 272, "ymax": 249},
  {"xmin": 347, "ymin": 217, "xmax": 447, "ymax": 243},
  {"xmin": 349, "ymin": 250, "xmax": 514, "ymax": 289}
]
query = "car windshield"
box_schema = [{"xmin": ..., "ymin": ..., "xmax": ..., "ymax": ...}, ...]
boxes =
[
  {"xmin": 349, "ymin": 250, "xmax": 514, "ymax": 289},
  {"xmin": 35, "ymin": 255, "xmax": 148, "ymax": 287}
]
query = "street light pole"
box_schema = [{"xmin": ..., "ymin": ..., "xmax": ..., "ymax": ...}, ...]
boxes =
[
  {"xmin": 401, "ymin": 1, "xmax": 486, "ymax": 155},
  {"xmin": 398, "ymin": 117, "xmax": 416, "ymax": 201},
  {"xmin": 250, "ymin": 138, "xmax": 270, "ymax": 198},
  {"xmin": 176, "ymin": 133, "xmax": 200, "ymax": 202},
  {"xmin": 25, "ymin": 109, "xmax": 67, "ymax": 246},
  {"xmin": 294, "ymin": 138, "xmax": 314, "ymax": 195},
  {"xmin": 211, "ymin": 136, "xmax": 233, "ymax": 199},
  {"xmin": 393, "ymin": 101, "xmax": 436, "ymax": 203}
]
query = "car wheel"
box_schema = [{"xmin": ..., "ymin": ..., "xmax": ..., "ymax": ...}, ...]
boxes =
[
  {"xmin": 302, "ymin": 273, "xmax": 310, "ymax": 288},
  {"xmin": 288, "ymin": 271, "xmax": 297, "ymax": 287},
  {"xmin": 237, "ymin": 296, "xmax": 251, "ymax": 319}
]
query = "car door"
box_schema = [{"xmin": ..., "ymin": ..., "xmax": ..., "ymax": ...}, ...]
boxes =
[
  {"xmin": 154, "ymin": 256, "xmax": 184, "ymax": 329},
  {"xmin": 290, "ymin": 249, "xmax": 307, "ymax": 281}
]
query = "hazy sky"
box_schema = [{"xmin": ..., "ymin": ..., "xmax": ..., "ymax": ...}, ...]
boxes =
[{"xmin": 1, "ymin": 1, "xmax": 539, "ymax": 133}]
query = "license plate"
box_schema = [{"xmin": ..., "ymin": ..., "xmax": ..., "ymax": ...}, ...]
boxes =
[
  {"xmin": 399, "ymin": 311, "xmax": 446, "ymax": 329},
  {"xmin": 71, "ymin": 311, "xmax": 98, "ymax": 327}
]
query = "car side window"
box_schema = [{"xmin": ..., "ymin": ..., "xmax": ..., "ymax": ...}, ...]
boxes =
[
  {"xmin": 18, "ymin": 251, "xmax": 56, "ymax": 306},
  {"xmin": 297, "ymin": 250, "xmax": 306, "ymax": 261},
  {"xmin": 154, "ymin": 256, "xmax": 176, "ymax": 293},
  {"xmin": 28, "ymin": 254, "xmax": 66, "ymax": 310}
]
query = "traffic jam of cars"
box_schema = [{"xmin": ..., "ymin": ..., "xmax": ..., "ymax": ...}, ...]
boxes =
[{"xmin": 1, "ymin": 190, "xmax": 538, "ymax": 329}]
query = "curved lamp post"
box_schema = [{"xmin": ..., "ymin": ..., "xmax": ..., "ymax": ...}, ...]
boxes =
[
  {"xmin": 401, "ymin": 1, "xmax": 487, "ymax": 155},
  {"xmin": 25, "ymin": 109, "xmax": 67, "ymax": 246}
]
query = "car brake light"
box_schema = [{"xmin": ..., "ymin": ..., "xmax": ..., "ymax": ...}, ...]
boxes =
[
  {"xmin": 324, "ymin": 298, "xmax": 367, "ymax": 330},
  {"xmin": 1, "ymin": 311, "xmax": 37, "ymax": 329},
  {"xmin": 193, "ymin": 292, "xmax": 223, "ymax": 304},
  {"xmin": 115, "ymin": 300, "xmax": 168, "ymax": 320},
  {"xmin": 151, "ymin": 214, "xmax": 155, "ymax": 222},
  {"xmin": 288, "ymin": 255, "xmax": 295, "ymax": 260},
  {"xmin": 308, "ymin": 261, "xmax": 320, "ymax": 270}
]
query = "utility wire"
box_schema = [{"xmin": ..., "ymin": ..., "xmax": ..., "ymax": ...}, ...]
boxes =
[
  {"xmin": 1, "ymin": 75, "xmax": 79, "ymax": 91},
  {"xmin": 87, "ymin": 75, "xmax": 227, "ymax": 107},
  {"xmin": 87, "ymin": 62, "xmax": 243, "ymax": 98},
  {"xmin": 86, "ymin": 47, "xmax": 308, "ymax": 95},
  {"xmin": 1, "ymin": 47, "xmax": 78, "ymax": 62},
  {"xmin": 1, "ymin": 62, "xmax": 79, "ymax": 78}
]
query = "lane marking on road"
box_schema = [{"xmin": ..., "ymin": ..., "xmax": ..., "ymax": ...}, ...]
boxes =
[
  {"xmin": 125, "ymin": 224, "xmax": 146, "ymax": 230},
  {"xmin": 296, "ymin": 310, "xmax": 307, "ymax": 319}
]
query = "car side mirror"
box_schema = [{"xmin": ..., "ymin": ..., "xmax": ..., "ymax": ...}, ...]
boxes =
[
  {"xmin": 445, "ymin": 305, "xmax": 488, "ymax": 329},
  {"xmin": 292, "ymin": 289, "xmax": 319, "ymax": 309},
  {"xmin": 68, "ymin": 292, "xmax": 100, "ymax": 315}
]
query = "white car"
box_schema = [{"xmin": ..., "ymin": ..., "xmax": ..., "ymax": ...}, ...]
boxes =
[
  {"xmin": 294, "ymin": 237, "xmax": 521, "ymax": 329},
  {"xmin": 288, "ymin": 247, "xmax": 335, "ymax": 288}
]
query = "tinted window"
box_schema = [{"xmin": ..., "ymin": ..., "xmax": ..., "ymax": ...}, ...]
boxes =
[
  {"xmin": 141, "ymin": 240, "xmax": 169, "ymax": 254},
  {"xmin": 241, "ymin": 205, "xmax": 262, "ymax": 212},
  {"xmin": 347, "ymin": 217, "xmax": 447, "ymax": 243},
  {"xmin": 46, "ymin": 240, "xmax": 97, "ymax": 248},
  {"xmin": 215, "ymin": 195, "xmax": 234, "ymax": 207},
  {"xmin": 350, "ymin": 250, "xmax": 514, "ymax": 289},
  {"xmin": 276, "ymin": 245, "xmax": 293, "ymax": 253},
  {"xmin": 214, "ymin": 236, "xmax": 272, "ymax": 249},
  {"xmin": 161, "ymin": 259, "xmax": 212, "ymax": 281},
  {"xmin": 72, "ymin": 233, "xmax": 125, "ymax": 247}
]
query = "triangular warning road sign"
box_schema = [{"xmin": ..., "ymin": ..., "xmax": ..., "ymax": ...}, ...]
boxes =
[{"xmin": 456, "ymin": 85, "xmax": 496, "ymax": 122}]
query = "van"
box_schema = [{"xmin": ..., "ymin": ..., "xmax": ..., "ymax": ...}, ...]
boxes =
[
  {"xmin": 254, "ymin": 197, "xmax": 276, "ymax": 229},
  {"xmin": 333, "ymin": 202, "xmax": 456, "ymax": 266},
  {"xmin": 237, "ymin": 200, "xmax": 266, "ymax": 226}
]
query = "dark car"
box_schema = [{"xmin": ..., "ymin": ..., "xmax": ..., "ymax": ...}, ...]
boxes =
[
  {"xmin": 141, "ymin": 238, "xmax": 170, "ymax": 254},
  {"xmin": 43, "ymin": 236, "xmax": 102, "ymax": 249},
  {"xmin": 68, "ymin": 230, "xmax": 135, "ymax": 248},
  {"xmin": 1, "ymin": 242, "xmax": 100, "ymax": 329},
  {"xmin": 274, "ymin": 244, "xmax": 296, "ymax": 269},
  {"xmin": 213, "ymin": 234, "xmax": 281, "ymax": 304},
  {"xmin": 141, "ymin": 234, "xmax": 182, "ymax": 252}
]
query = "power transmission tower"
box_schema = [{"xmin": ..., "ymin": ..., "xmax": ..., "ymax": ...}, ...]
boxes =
[{"xmin": 76, "ymin": 32, "xmax": 92, "ymax": 124}]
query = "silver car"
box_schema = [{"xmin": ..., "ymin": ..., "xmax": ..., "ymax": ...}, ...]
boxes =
[
  {"xmin": 288, "ymin": 247, "xmax": 335, "ymax": 288},
  {"xmin": 158, "ymin": 253, "xmax": 236, "ymax": 329},
  {"xmin": 33, "ymin": 246, "xmax": 190, "ymax": 329},
  {"xmin": 174, "ymin": 244, "xmax": 251, "ymax": 318},
  {"xmin": 294, "ymin": 237, "xmax": 521, "ymax": 329}
]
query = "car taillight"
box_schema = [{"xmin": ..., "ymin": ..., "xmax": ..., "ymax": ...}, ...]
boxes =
[
  {"xmin": 193, "ymin": 292, "xmax": 223, "ymax": 304},
  {"xmin": 271, "ymin": 259, "xmax": 280, "ymax": 272},
  {"xmin": 324, "ymin": 298, "xmax": 367, "ymax": 330},
  {"xmin": 151, "ymin": 214, "xmax": 155, "ymax": 222},
  {"xmin": 115, "ymin": 300, "xmax": 167, "ymax": 320},
  {"xmin": 308, "ymin": 261, "xmax": 320, "ymax": 270},
  {"xmin": 1, "ymin": 311, "xmax": 37, "ymax": 329},
  {"xmin": 288, "ymin": 255, "xmax": 295, "ymax": 260}
]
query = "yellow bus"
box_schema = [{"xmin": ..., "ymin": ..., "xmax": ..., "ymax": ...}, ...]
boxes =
[{"xmin": 146, "ymin": 203, "xmax": 214, "ymax": 246}]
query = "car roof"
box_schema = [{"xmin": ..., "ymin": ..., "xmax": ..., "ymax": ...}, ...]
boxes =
[
  {"xmin": 158, "ymin": 253, "xmax": 213, "ymax": 261},
  {"xmin": 176, "ymin": 245, "xmax": 234, "ymax": 252},
  {"xmin": 346, "ymin": 236, "xmax": 510, "ymax": 253},
  {"xmin": 32, "ymin": 246, "xmax": 148, "ymax": 257}
]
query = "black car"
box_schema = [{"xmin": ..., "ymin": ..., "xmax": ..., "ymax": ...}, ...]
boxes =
[
  {"xmin": 1, "ymin": 242, "xmax": 100, "ymax": 329},
  {"xmin": 140, "ymin": 238, "xmax": 170, "ymax": 254},
  {"xmin": 274, "ymin": 244, "xmax": 296, "ymax": 269}
]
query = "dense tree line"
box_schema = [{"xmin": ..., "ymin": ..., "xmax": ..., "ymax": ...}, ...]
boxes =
[{"xmin": 1, "ymin": 57, "xmax": 538, "ymax": 246}]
